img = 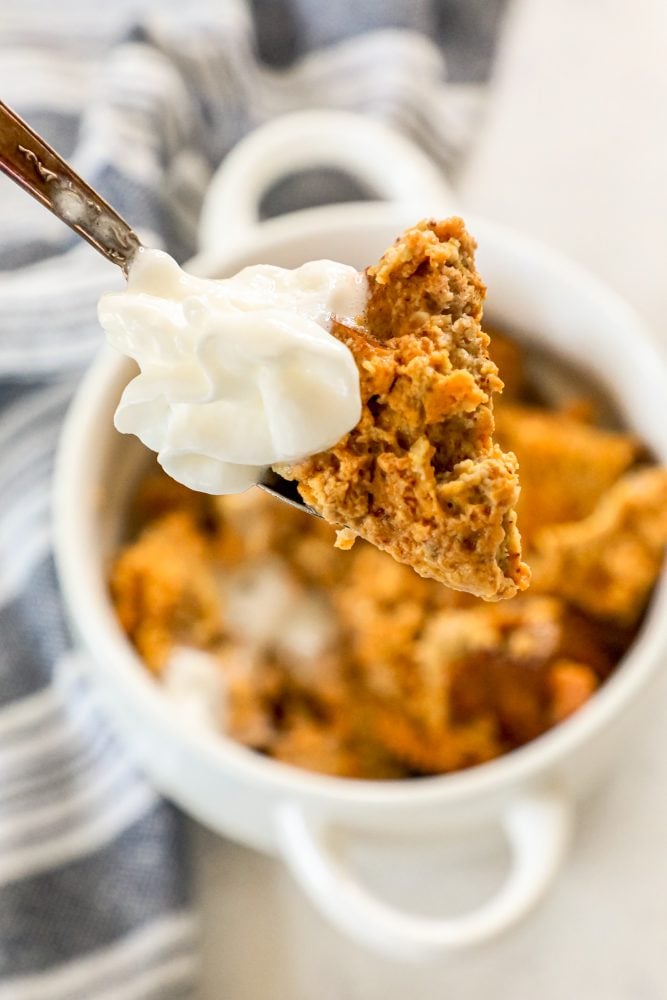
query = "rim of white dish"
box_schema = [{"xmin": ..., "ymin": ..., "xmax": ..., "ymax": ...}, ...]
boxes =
[{"xmin": 53, "ymin": 210, "xmax": 667, "ymax": 809}]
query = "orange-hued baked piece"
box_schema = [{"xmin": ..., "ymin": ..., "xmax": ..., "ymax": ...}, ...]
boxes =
[
  {"xmin": 275, "ymin": 219, "xmax": 530, "ymax": 601},
  {"xmin": 494, "ymin": 403, "xmax": 639, "ymax": 545},
  {"xmin": 530, "ymin": 466, "xmax": 667, "ymax": 625}
]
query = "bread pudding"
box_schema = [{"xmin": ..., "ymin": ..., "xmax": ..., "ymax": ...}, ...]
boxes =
[
  {"xmin": 276, "ymin": 219, "xmax": 530, "ymax": 600},
  {"xmin": 111, "ymin": 326, "xmax": 667, "ymax": 779}
]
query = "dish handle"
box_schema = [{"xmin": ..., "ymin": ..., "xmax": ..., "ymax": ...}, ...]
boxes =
[
  {"xmin": 275, "ymin": 788, "xmax": 573, "ymax": 960},
  {"xmin": 198, "ymin": 109, "xmax": 458, "ymax": 252}
]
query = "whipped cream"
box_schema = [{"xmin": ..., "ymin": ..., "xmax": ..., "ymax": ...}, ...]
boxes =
[{"xmin": 98, "ymin": 248, "xmax": 365, "ymax": 493}]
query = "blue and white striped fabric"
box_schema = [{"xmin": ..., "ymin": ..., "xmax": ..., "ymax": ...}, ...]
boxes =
[{"xmin": 0, "ymin": 1, "xmax": 506, "ymax": 995}]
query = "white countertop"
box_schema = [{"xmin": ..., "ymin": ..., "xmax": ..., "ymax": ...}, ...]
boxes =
[{"xmin": 195, "ymin": 1, "xmax": 667, "ymax": 995}]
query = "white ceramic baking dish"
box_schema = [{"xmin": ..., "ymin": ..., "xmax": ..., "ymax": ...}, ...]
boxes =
[{"xmin": 53, "ymin": 111, "xmax": 667, "ymax": 960}]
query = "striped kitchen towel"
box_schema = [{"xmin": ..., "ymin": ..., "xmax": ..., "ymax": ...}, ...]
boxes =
[{"xmin": 0, "ymin": 1, "xmax": 507, "ymax": 996}]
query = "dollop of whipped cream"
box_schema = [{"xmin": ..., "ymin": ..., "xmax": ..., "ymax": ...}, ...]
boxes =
[{"xmin": 98, "ymin": 248, "xmax": 365, "ymax": 493}]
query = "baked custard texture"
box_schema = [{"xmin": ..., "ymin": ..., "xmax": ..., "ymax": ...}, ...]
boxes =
[{"xmin": 275, "ymin": 219, "xmax": 530, "ymax": 600}]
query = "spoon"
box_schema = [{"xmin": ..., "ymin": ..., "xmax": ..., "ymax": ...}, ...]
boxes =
[{"xmin": 0, "ymin": 100, "xmax": 317, "ymax": 517}]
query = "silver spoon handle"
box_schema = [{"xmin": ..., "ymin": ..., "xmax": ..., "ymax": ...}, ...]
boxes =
[{"xmin": 0, "ymin": 100, "xmax": 141, "ymax": 273}]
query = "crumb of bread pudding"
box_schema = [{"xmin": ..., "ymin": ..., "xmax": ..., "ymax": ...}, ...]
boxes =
[
  {"xmin": 494, "ymin": 403, "xmax": 639, "ymax": 544},
  {"xmin": 110, "ymin": 509, "xmax": 223, "ymax": 672},
  {"xmin": 334, "ymin": 526, "xmax": 357, "ymax": 551},
  {"xmin": 530, "ymin": 466, "xmax": 667, "ymax": 625},
  {"xmin": 274, "ymin": 219, "xmax": 530, "ymax": 601}
]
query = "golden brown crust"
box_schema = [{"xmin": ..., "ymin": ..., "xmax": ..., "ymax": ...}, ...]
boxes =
[
  {"xmin": 549, "ymin": 661, "xmax": 598, "ymax": 724},
  {"xmin": 495, "ymin": 403, "xmax": 639, "ymax": 544},
  {"xmin": 110, "ymin": 509, "xmax": 223, "ymax": 672},
  {"xmin": 530, "ymin": 466, "xmax": 667, "ymax": 625},
  {"xmin": 276, "ymin": 219, "xmax": 530, "ymax": 600}
]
